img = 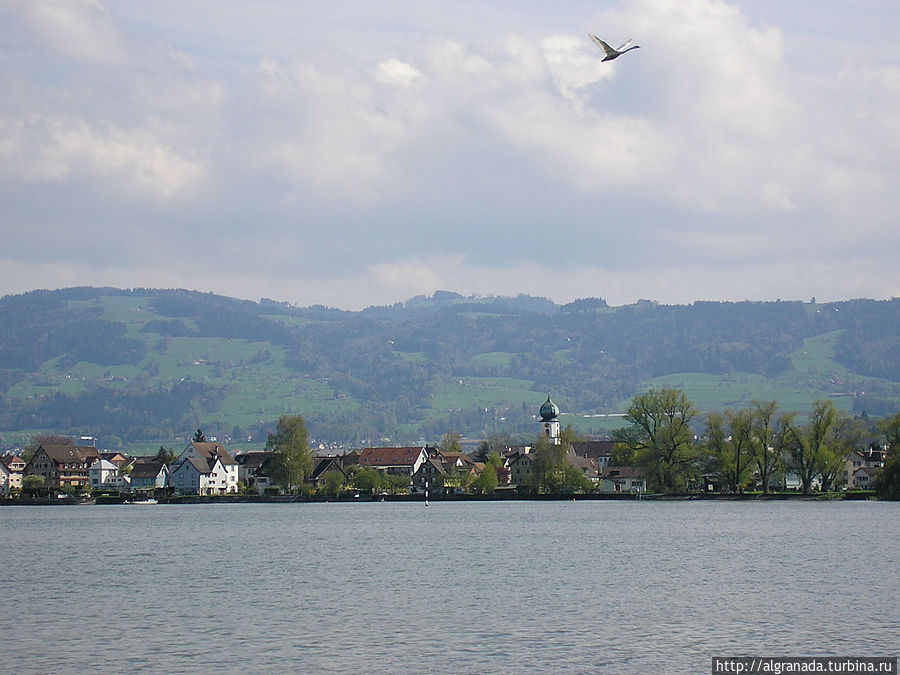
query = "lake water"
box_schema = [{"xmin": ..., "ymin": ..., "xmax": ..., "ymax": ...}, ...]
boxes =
[{"xmin": 0, "ymin": 501, "xmax": 897, "ymax": 674}]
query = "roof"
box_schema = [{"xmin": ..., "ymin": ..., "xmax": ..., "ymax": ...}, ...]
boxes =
[
  {"xmin": 178, "ymin": 456, "xmax": 213, "ymax": 475},
  {"xmin": 1, "ymin": 454, "xmax": 26, "ymax": 469},
  {"xmin": 571, "ymin": 441, "xmax": 615, "ymax": 459},
  {"xmin": 414, "ymin": 457, "xmax": 447, "ymax": 476},
  {"xmin": 311, "ymin": 457, "xmax": 347, "ymax": 481},
  {"xmin": 436, "ymin": 452, "xmax": 476, "ymax": 468},
  {"xmin": 235, "ymin": 451, "xmax": 276, "ymax": 470},
  {"xmin": 356, "ymin": 447, "xmax": 425, "ymax": 468},
  {"xmin": 601, "ymin": 466, "xmax": 646, "ymax": 480},
  {"xmin": 130, "ymin": 461, "xmax": 166, "ymax": 479},
  {"xmin": 37, "ymin": 445, "xmax": 101, "ymax": 465},
  {"xmin": 187, "ymin": 442, "xmax": 236, "ymax": 466}
]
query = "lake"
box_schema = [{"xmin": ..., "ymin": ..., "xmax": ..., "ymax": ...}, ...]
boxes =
[{"xmin": 0, "ymin": 501, "xmax": 897, "ymax": 673}]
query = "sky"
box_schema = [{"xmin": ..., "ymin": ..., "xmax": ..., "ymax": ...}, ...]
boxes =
[{"xmin": 1, "ymin": 0, "xmax": 898, "ymax": 310}]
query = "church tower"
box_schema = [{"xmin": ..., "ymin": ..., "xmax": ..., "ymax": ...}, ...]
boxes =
[{"xmin": 539, "ymin": 394, "xmax": 560, "ymax": 445}]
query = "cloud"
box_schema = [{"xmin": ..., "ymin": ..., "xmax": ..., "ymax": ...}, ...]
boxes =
[
  {"xmin": 4, "ymin": 0, "xmax": 128, "ymax": 65},
  {"xmin": 0, "ymin": 0, "xmax": 898, "ymax": 308}
]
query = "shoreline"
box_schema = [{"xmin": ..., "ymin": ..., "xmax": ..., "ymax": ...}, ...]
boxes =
[{"xmin": 0, "ymin": 490, "xmax": 877, "ymax": 505}]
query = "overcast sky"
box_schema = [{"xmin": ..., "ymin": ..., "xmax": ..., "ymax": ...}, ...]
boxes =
[{"xmin": 1, "ymin": 0, "xmax": 898, "ymax": 309}]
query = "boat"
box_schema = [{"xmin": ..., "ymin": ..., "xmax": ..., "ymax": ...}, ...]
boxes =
[{"xmin": 126, "ymin": 498, "xmax": 158, "ymax": 505}]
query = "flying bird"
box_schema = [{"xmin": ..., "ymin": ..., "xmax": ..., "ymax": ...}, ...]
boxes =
[{"xmin": 589, "ymin": 33, "xmax": 640, "ymax": 61}]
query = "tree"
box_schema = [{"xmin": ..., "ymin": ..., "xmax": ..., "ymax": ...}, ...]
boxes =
[
  {"xmin": 472, "ymin": 433, "xmax": 511, "ymax": 462},
  {"xmin": 819, "ymin": 410, "xmax": 866, "ymax": 491},
  {"xmin": 472, "ymin": 464, "xmax": 498, "ymax": 494},
  {"xmin": 322, "ymin": 470, "xmax": 345, "ymax": 497},
  {"xmin": 873, "ymin": 449, "xmax": 900, "ymax": 500},
  {"xmin": 783, "ymin": 401, "xmax": 860, "ymax": 493},
  {"xmin": 21, "ymin": 475, "xmax": 46, "ymax": 498},
  {"xmin": 192, "ymin": 428, "xmax": 206, "ymax": 443},
  {"xmin": 155, "ymin": 446, "xmax": 176, "ymax": 464},
  {"xmin": 351, "ymin": 467, "xmax": 386, "ymax": 495},
  {"xmin": 702, "ymin": 409, "xmax": 754, "ymax": 492},
  {"xmin": 439, "ymin": 431, "xmax": 462, "ymax": 455},
  {"xmin": 614, "ymin": 388, "xmax": 699, "ymax": 492},
  {"xmin": 527, "ymin": 436, "xmax": 569, "ymax": 493},
  {"xmin": 877, "ymin": 411, "xmax": 900, "ymax": 450},
  {"xmin": 749, "ymin": 401, "xmax": 783, "ymax": 494},
  {"xmin": 266, "ymin": 415, "xmax": 313, "ymax": 492}
]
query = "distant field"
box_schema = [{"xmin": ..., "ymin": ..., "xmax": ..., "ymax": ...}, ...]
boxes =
[
  {"xmin": 469, "ymin": 352, "xmax": 514, "ymax": 368},
  {"xmin": 429, "ymin": 377, "xmax": 537, "ymax": 417}
]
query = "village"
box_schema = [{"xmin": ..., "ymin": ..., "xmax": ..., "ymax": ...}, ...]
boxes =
[{"xmin": 0, "ymin": 395, "xmax": 891, "ymax": 502}]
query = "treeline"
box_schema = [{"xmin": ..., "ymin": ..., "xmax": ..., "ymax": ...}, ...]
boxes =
[
  {"xmin": 0, "ymin": 379, "xmax": 224, "ymax": 442},
  {"xmin": 612, "ymin": 388, "xmax": 900, "ymax": 495}
]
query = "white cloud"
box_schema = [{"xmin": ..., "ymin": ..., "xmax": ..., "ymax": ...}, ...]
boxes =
[
  {"xmin": 1, "ymin": 0, "xmax": 898, "ymax": 308},
  {"xmin": 5, "ymin": 0, "xmax": 128, "ymax": 65}
]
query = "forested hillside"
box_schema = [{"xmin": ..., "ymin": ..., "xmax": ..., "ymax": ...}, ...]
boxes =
[{"xmin": 0, "ymin": 287, "xmax": 897, "ymax": 447}]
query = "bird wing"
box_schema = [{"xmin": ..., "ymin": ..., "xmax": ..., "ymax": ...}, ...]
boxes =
[
  {"xmin": 616, "ymin": 39, "xmax": 634, "ymax": 51},
  {"xmin": 588, "ymin": 33, "xmax": 616, "ymax": 56}
]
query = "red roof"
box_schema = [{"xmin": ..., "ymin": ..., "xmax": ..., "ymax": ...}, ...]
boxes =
[{"xmin": 357, "ymin": 447, "xmax": 424, "ymax": 468}]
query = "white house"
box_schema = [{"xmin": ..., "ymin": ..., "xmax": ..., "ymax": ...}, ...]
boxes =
[
  {"xmin": 174, "ymin": 442, "xmax": 238, "ymax": 494},
  {"xmin": 598, "ymin": 466, "xmax": 646, "ymax": 494},
  {"xmin": 89, "ymin": 459, "xmax": 126, "ymax": 490},
  {"xmin": 0, "ymin": 461, "xmax": 9, "ymax": 497}
]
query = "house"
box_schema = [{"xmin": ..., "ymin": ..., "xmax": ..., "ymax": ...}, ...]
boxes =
[
  {"xmin": 571, "ymin": 441, "xmax": 615, "ymax": 469},
  {"xmin": 0, "ymin": 461, "xmax": 9, "ymax": 497},
  {"xmin": 353, "ymin": 446, "xmax": 429, "ymax": 477},
  {"xmin": 566, "ymin": 448, "xmax": 600, "ymax": 483},
  {"xmin": 171, "ymin": 455, "xmax": 232, "ymax": 495},
  {"xmin": 598, "ymin": 466, "xmax": 647, "ymax": 493},
  {"xmin": 173, "ymin": 442, "xmax": 239, "ymax": 494},
  {"xmin": 100, "ymin": 451, "xmax": 130, "ymax": 470},
  {"xmin": 235, "ymin": 451, "xmax": 277, "ymax": 494},
  {"xmin": 0, "ymin": 454, "xmax": 26, "ymax": 494},
  {"xmin": 310, "ymin": 457, "xmax": 348, "ymax": 489},
  {"xmin": 411, "ymin": 457, "xmax": 448, "ymax": 493},
  {"xmin": 850, "ymin": 465, "xmax": 879, "ymax": 490},
  {"xmin": 89, "ymin": 458, "xmax": 126, "ymax": 490},
  {"xmin": 844, "ymin": 446, "xmax": 886, "ymax": 488},
  {"xmin": 25, "ymin": 445, "xmax": 101, "ymax": 489},
  {"xmin": 506, "ymin": 450, "xmax": 534, "ymax": 487},
  {"xmin": 129, "ymin": 460, "xmax": 170, "ymax": 493}
]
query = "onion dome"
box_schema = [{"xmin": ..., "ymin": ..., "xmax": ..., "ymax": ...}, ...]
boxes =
[{"xmin": 539, "ymin": 394, "xmax": 559, "ymax": 421}]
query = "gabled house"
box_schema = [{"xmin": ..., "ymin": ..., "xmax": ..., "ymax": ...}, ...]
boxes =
[
  {"xmin": 599, "ymin": 466, "xmax": 647, "ymax": 493},
  {"xmin": 411, "ymin": 457, "xmax": 447, "ymax": 493},
  {"xmin": 571, "ymin": 441, "xmax": 615, "ymax": 469},
  {"xmin": 310, "ymin": 457, "xmax": 348, "ymax": 489},
  {"xmin": 174, "ymin": 442, "xmax": 238, "ymax": 494},
  {"xmin": 566, "ymin": 448, "xmax": 600, "ymax": 483},
  {"xmin": 844, "ymin": 446, "xmax": 886, "ymax": 488},
  {"xmin": 353, "ymin": 446, "xmax": 429, "ymax": 476},
  {"xmin": 507, "ymin": 451, "xmax": 534, "ymax": 487},
  {"xmin": 100, "ymin": 452, "xmax": 130, "ymax": 470},
  {"xmin": 171, "ymin": 455, "xmax": 232, "ymax": 495},
  {"xmin": 25, "ymin": 445, "xmax": 101, "ymax": 489},
  {"xmin": 89, "ymin": 458, "xmax": 126, "ymax": 490},
  {"xmin": 0, "ymin": 454, "xmax": 25, "ymax": 494},
  {"xmin": 129, "ymin": 460, "xmax": 170, "ymax": 493},
  {"xmin": 850, "ymin": 465, "xmax": 879, "ymax": 490},
  {"xmin": 235, "ymin": 451, "xmax": 277, "ymax": 494}
]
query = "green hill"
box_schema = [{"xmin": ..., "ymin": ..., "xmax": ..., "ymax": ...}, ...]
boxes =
[{"xmin": 0, "ymin": 287, "xmax": 897, "ymax": 449}]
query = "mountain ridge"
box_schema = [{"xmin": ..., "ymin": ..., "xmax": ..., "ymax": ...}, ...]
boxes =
[{"xmin": 1, "ymin": 287, "xmax": 897, "ymax": 449}]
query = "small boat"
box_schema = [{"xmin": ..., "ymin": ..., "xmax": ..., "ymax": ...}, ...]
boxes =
[{"xmin": 126, "ymin": 498, "xmax": 158, "ymax": 505}]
